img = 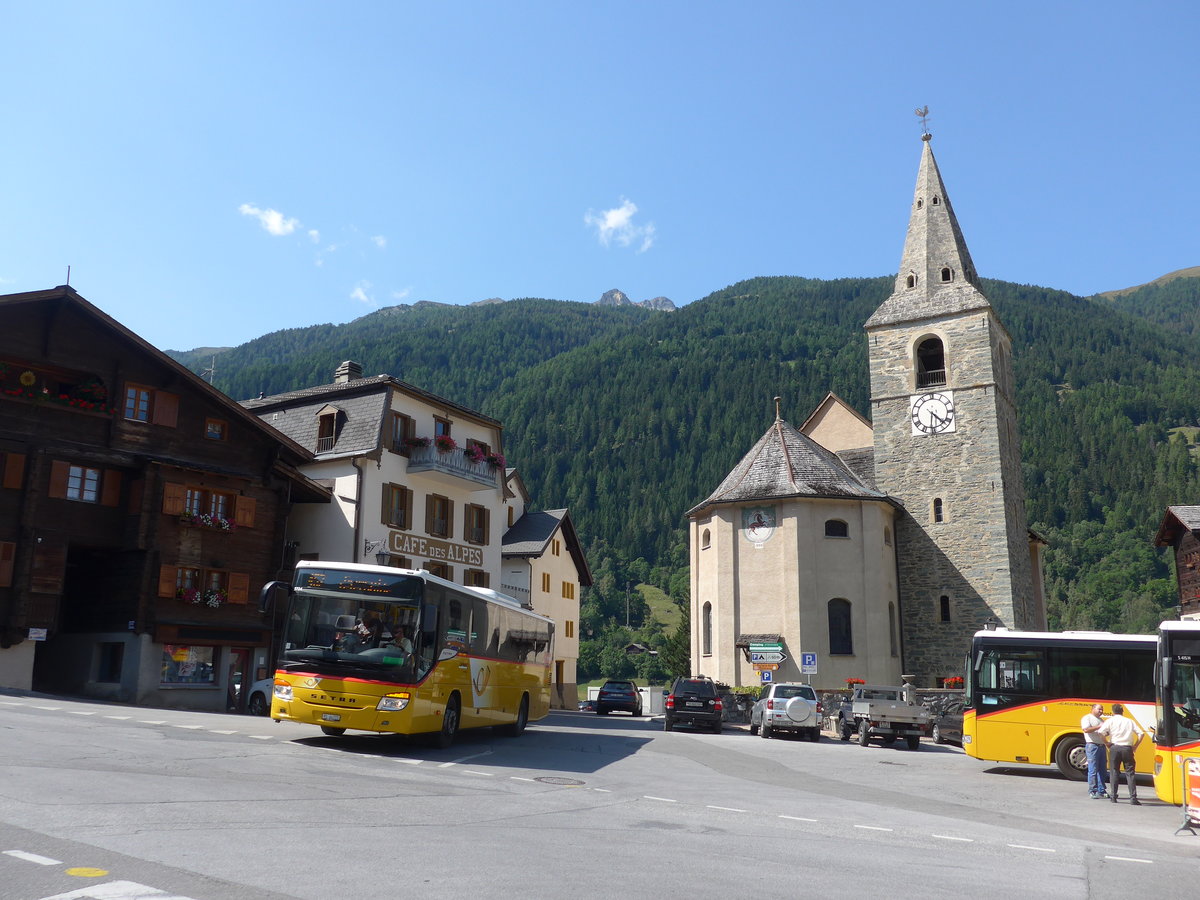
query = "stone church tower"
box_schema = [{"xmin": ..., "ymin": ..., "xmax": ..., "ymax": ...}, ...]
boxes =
[{"xmin": 865, "ymin": 134, "xmax": 1045, "ymax": 682}]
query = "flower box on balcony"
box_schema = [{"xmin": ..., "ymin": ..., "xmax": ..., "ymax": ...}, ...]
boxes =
[{"xmin": 180, "ymin": 513, "xmax": 237, "ymax": 532}]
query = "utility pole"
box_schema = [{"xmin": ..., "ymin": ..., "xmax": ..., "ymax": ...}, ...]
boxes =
[{"xmin": 625, "ymin": 582, "xmax": 631, "ymax": 627}]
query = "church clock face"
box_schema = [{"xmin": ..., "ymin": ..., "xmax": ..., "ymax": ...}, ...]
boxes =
[
  {"xmin": 910, "ymin": 391, "xmax": 956, "ymax": 435},
  {"xmin": 742, "ymin": 506, "xmax": 776, "ymax": 543}
]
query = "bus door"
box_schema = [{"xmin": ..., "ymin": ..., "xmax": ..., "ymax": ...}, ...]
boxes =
[{"xmin": 975, "ymin": 647, "xmax": 1049, "ymax": 765}]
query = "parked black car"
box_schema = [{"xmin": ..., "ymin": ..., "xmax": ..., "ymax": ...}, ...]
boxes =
[
  {"xmin": 930, "ymin": 698, "xmax": 964, "ymax": 745},
  {"xmin": 578, "ymin": 699, "xmax": 596, "ymax": 712},
  {"xmin": 664, "ymin": 676, "xmax": 723, "ymax": 733},
  {"xmin": 596, "ymin": 680, "xmax": 643, "ymax": 716}
]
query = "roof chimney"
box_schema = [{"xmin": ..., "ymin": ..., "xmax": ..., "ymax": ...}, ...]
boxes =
[{"xmin": 333, "ymin": 360, "xmax": 363, "ymax": 384}]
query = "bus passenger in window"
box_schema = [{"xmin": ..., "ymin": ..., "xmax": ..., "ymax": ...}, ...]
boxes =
[{"xmin": 355, "ymin": 613, "xmax": 383, "ymax": 649}]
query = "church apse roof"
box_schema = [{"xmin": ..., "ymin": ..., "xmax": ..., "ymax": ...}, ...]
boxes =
[{"xmin": 686, "ymin": 415, "xmax": 889, "ymax": 518}]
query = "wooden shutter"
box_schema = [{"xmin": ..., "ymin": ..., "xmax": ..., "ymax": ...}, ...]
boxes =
[
  {"xmin": 381, "ymin": 483, "xmax": 392, "ymax": 525},
  {"xmin": 446, "ymin": 499, "xmax": 454, "ymax": 539},
  {"xmin": 48, "ymin": 460, "xmax": 70, "ymax": 499},
  {"xmin": 2, "ymin": 453, "xmax": 25, "ymax": 490},
  {"xmin": 482, "ymin": 507, "xmax": 490, "ymax": 545},
  {"xmin": 0, "ymin": 542, "xmax": 14, "ymax": 588},
  {"xmin": 100, "ymin": 470, "xmax": 122, "ymax": 507},
  {"xmin": 234, "ymin": 495, "xmax": 256, "ymax": 528},
  {"xmin": 162, "ymin": 482, "xmax": 185, "ymax": 516},
  {"xmin": 425, "ymin": 494, "xmax": 434, "ymax": 533},
  {"xmin": 227, "ymin": 572, "xmax": 250, "ymax": 605},
  {"xmin": 152, "ymin": 391, "xmax": 179, "ymax": 428},
  {"xmin": 158, "ymin": 564, "xmax": 177, "ymax": 598},
  {"xmin": 404, "ymin": 488, "xmax": 413, "ymax": 531}
]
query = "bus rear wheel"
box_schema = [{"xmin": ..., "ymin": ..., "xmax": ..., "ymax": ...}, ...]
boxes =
[
  {"xmin": 436, "ymin": 695, "xmax": 461, "ymax": 749},
  {"xmin": 501, "ymin": 695, "xmax": 529, "ymax": 737},
  {"xmin": 1054, "ymin": 734, "xmax": 1087, "ymax": 781}
]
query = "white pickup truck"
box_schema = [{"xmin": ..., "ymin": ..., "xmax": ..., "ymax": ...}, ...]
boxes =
[{"xmin": 839, "ymin": 683, "xmax": 930, "ymax": 750}]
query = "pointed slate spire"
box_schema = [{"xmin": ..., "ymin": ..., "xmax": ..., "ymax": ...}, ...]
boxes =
[{"xmin": 865, "ymin": 134, "xmax": 991, "ymax": 329}]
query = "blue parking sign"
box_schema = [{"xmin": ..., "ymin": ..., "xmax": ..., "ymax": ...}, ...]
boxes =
[
  {"xmin": 801, "ymin": 652, "xmax": 817, "ymax": 674},
  {"xmin": 760, "ymin": 670, "xmax": 772, "ymax": 683}
]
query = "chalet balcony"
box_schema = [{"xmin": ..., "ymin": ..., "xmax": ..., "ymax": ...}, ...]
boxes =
[{"xmin": 406, "ymin": 444, "xmax": 501, "ymax": 490}]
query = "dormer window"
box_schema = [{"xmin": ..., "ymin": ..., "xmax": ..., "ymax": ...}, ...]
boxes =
[
  {"xmin": 906, "ymin": 273, "xmax": 917, "ymax": 289},
  {"xmin": 940, "ymin": 267, "xmax": 953, "ymax": 282},
  {"xmin": 932, "ymin": 196, "xmax": 940, "ymax": 205},
  {"xmin": 315, "ymin": 404, "xmax": 341, "ymax": 453}
]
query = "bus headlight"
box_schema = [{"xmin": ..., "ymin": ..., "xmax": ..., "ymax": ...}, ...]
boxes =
[
  {"xmin": 1154, "ymin": 755, "xmax": 1162, "ymax": 776},
  {"xmin": 273, "ymin": 683, "xmax": 293, "ymax": 702},
  {"xmin": 377, "ymin": 692, "xmax": 411, "ymax": 712}
]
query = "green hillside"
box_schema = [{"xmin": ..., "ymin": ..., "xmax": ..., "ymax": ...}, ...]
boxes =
[{"xmin": 170, "ymin": 273, "xmax": 1200, "ymax": 678}]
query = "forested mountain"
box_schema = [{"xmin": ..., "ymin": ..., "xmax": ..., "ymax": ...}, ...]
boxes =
[{"xmin": 170, "ymin": 271, "xmax": 1200, "ymax": 673}]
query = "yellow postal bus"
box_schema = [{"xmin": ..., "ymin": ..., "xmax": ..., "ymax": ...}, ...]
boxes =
[
  {"xmin": 261, "ymin": 561, "xmax": 553, "ymax": 746},
  {"xmin": 1153, "ymin": 620, "xmax": 1200, "ymax": 805},
  {"xmin": 964, "ymin": 629, "xmax": 1156, "ymax": 780}
]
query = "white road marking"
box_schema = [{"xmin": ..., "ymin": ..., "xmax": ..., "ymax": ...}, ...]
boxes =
[
  {"xmin": 510, "ymin": 776, "xmax": 536, "ymax": 782},
  {"xmin": 208, "ymin": 730, "xmax": 237, "ymax": 735},
  {"xmin": 395, "ymin": 758, "xmax": 422, "ymax": 765},
  {"xmin": 4, "ymin": 850, "xmax": 62, "ymax": 865},
  {"xmin": 103, "ymin": 716, "xmax": 131, "ymax": 721},
  {"xmin": 248, "ymin": 735, "xmax": 272, "ymax": 740},
  {"xmin": 854, "ymin": 825, "xmax": 893, "ymax": 832},
  {"xmin": 39, "ymin": 880, "xmax": 197, "ymax": 899},
  {"xmin": 463, "ymin": 770, "xmax": 493, "ymax": 777},
  {"xmin": 1104, "ymin": 855, "xmax": 1153, "ymax": 864},
  {"xmin": 1008, "ymin": 844, "xmax": 1055, "ymax": 853},
  {"xmin": 138, "ymin": 721, "xmax": 165, "ymax": 725},
  {"xmin": 172, "ymin": 725, "xmax": 203, "ymax": 730},
  {"xmin": 778, "ymin": 815, "xmax": 818, "ymax": 822},
  {"xmin": 68, "ymin": 711, "xmax": 95, "ymax": 716},
  {"xmin": 34, "ymin": 706, "xmax": 63, "ymax": 711},
  {"xmin": 644, "ymin": 795, "xmax": 676, "ymax": 802},
  {"xmin": 706, "ymin": 805, "xmax": 746, "ymax": 812},
  {"xmin": 592, "ymin": 787, "xmax": 611, "ymax": 792},
  {"xmin": 932, "ymin": 834, "xmax": 974, "ymax": 842}
]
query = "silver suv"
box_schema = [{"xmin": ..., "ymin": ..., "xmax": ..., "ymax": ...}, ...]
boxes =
[{"xmin": 750, "ymin": 683, "xmax": 822, "ymax": 742}]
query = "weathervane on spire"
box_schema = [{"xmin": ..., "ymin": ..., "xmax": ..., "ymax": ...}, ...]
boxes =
[{"xmin": 915, "ymin": 105, "xmax": 931, "ymax": 141}]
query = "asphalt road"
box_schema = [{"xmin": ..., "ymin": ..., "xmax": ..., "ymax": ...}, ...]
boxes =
[{"xmin": 1, "ymin": 692, "xmax": 1197, "ymax": 899}]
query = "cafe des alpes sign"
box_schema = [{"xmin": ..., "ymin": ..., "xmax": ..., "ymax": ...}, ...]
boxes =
[{"xmin": 388, "ymin": 531, "xmax": 483, "ymax": 568}]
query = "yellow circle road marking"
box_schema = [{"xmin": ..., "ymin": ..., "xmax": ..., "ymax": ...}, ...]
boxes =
[{"xmin": 66, "ymin": 867, "xmax": 109, "ymax": 877}]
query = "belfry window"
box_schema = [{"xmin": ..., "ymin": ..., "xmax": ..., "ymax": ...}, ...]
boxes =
[
  {"xmin": 933, "ymin": 498, "xmax": 944, "ymax": 523},
  {"xmin": 915, "ymin": 337, "xmax": 946, "ymax": 388},
  {"xmin": 932, "ymin": 196, "xmax": 940, "ymax": 205},
  {"xmin": 906, "ymin": 273, "xmax": 917, "ymax": 289},
  {"xmin": 940, "ymin": 267, "xmax": 952, "ymax": 282},
  {"xmin": 916, "ymin": 199, "xmax": 923, "ymax": 209}
]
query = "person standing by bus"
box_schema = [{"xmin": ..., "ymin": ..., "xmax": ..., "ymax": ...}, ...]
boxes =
[
  {"xmin": 1099, "ymin": 702, "xmax": 1144, "ymax": 805},
  {"xmin": 1081, "ymin": 703, "xmax": 1108, "ymax": 799}
]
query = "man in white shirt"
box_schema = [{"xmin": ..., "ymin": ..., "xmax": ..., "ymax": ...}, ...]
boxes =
[
  {"xmin": 1098, "ymin": 702, "xmax": 1144, "ymax": 805},
  {"xmin": 1080, "ymin": 704, "xmax": 1108, "ymax": 799}
]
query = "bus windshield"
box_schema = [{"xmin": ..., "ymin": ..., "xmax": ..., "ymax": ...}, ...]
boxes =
[
  {"xmin": 1161, "ymin": 631, "xmax": 1200, "ymax": 746},
  {"xmin": 282, "ymin": 569, "xmax": 425, "ymax": 676}
]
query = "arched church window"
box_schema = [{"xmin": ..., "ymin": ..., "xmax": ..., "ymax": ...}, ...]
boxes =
[
  {"xmin": 940, "ymin": 267, "xmax": 952, "ymax": 282},
  {"xmin": 824, "ymin": 519, "xmax": 849, "ymax": 538},
  {"xmin": 915, "ymin": 337, "xmax": 946, "ymax": 388},
  {"xmin": 702, "ymin": 602, "xmax": 712, "ymax": 656},
  {"xmin": 940, "ymin": 595, "xmax": 951, "ymax": 622},
  {"xmin": 828, "ymin": 599, "xmax": 853, "ymax": 655},
  {"xmin": 916, "ymin": 199, "xmax": 923, "ymax": 209},
  {"xmin": 932, "ymin": 196, "xmax": 940, "ymax": 205},
  {"xmin": 906, "ymin": 273, "xmax": 917, "ymax": 289},
  {"xmin": 701, "ymin": 528, "xmax": 711, "ymax": 550},
  {"xmin": 933, "ymin": 498, "xmax": 944, "ymax": 523}
]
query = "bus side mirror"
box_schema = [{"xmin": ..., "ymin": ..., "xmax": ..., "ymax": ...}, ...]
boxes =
[{"xmin": 258, "ymin": 580, "xmax": 291, "ymax": 614}]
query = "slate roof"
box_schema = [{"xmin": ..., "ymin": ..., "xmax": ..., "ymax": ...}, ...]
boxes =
[
  {"xmin": 686, "ymin": 417, "xmax": 890, "ymax": 518},
  {"xmin": 1154, "ymin": 506, "xmax": 1200, "ymax": 546},
  {"xmin": 503, "ymin": 508, "xmax": 594, "ymax": 586},
  {"xmin": 865, "ymin": 136, "xmax": 993, "ymax": 331},
  {"xmin": 241, "ymin": 373, "xmax": 500, "ymax": 461}
]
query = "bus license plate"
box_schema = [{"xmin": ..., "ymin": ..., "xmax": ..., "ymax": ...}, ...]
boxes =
[{"xmin": 321, "ymin": 713, "xmax": 341, "ymax": 722}]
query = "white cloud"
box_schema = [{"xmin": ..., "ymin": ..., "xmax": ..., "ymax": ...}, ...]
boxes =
[
  {"xmin": 308, "ymin": 229, "xmax": 321, "ymax": 243},
  {"xmin": 584, "ymin": 197, "xmax": 656, "ymax": 252},
  {"xmin": 350, "ymin": 281, "xmax": 375, "ymax": 305},
  {"xmin": 392, "ymin": 287, "xmax": 412, "ymax": 301},
  {"xmin": 371, "ymin": 235, "xmax": 387, "ymax": 249},
  {"xmin": 238, "ymin": 203, "xmax": 301, "ymax": 236}
]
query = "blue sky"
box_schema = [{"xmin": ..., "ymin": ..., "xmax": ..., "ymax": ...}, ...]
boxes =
[{"xmin": 2, "ymin": 2, "xmax": 1196, "ymax": 350}]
